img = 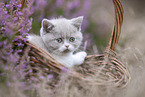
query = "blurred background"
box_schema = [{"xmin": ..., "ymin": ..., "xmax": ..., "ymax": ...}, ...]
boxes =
[{"xmin": 1, "ymin": 0, "xmax": 145, "ymax": 97}]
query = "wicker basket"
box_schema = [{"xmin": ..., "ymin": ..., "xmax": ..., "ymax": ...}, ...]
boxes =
[{"xmin": 14, "ymin": 0, "xmax": 130, "ymax": 88}]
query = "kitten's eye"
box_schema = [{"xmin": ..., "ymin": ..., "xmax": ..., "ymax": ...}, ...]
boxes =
[
  {"xmin": 56, "ymin": 38, "xmax": 63, "ymax": 43},
  {"xmin": 69, "ymin": 37, "xmax": 75, "ymax": 42}
]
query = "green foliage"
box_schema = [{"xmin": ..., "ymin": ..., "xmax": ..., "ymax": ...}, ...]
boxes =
[
  {"xmin": 31, "ymin": 20, "xmax": 41, "ymax": 35},
  {"xmin": 0, "ymin": 68, "xmax": 7, "ymax": 83}
]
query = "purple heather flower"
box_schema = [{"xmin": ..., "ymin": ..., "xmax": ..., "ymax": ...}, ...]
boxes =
[
  {"xmin": 56, "ymin": 0, "xmax": 64, "ymax": 7},
  {"xmin": 84, "ymin": 0, "xmax": 91, "ymax": 11},
  {"xmin": 47, "ymin": 74, "xmax": 54, "ymax": 79},
  {"xmin": 6, "ymin": 4, "xmax": 10, "ymax": 8},
  {"xmin": 34, "ymin": 0, "xmax": 47, "ymax": 11},
  {"xmin": 68, "ymin": 0, "xmax": 80, "ymax": 9},
  {"xmin": 29, "ymin": 69, "xmax": 33, "ymax": 73},
  {"xmin": 67, "ymin": 1, "xmax": 79, "ymax": 11},
  {"xmin": 6, "ymin": 82, "xmax": 11, "ymax": 87},
  {"xmin": 22, "ymin": 82, "xmax": 26, "ymax": 88},
  {"xmin": 39, "ymin": 76, "xmax": 44, "ymax": 79},
  {"xmin": 17, "ymin": 4, "xmax": 22, "ymax": 8},
  {"xmin": 61, "ymin": 67, "xmax": 70, "ymax": 73},
  {"xmin": 0, "ymin": 0, "xmax": 34, "ymax": 94},
  {"xmin": 13, "ymin": 17, "xmax": 19, "ymax": 22},
  {"xmin": 0, "ymin": 73, "xmax": 5, "ymax": 76}
]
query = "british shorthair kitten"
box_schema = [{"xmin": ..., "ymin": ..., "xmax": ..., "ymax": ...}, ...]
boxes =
[{"xmin": 27, "ymin": 16, "xmax": 87, "ymax": 68}]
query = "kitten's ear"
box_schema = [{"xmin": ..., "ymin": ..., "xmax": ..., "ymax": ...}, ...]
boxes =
[
  {"xmin": 42, "ymin": 19, "xmax": 54, "ymax": 32},
  {"xmin": 71, "ymin": 16, "xmax": 83, "ymax": 31}
]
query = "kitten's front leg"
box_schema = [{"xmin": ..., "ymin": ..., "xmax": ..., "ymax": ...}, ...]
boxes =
[
  {"xmin": 27, "ymin": 35, "xmax": 48, "ymax": 51},
  {"xmin": 72, "ymin": 51, "xmax": 87, "ymax": 66}
]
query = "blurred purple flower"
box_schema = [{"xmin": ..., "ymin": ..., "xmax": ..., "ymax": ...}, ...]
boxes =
[
  {"xmin": 6, "ymin": 82, "xmax": 11, "ymax": 87},
  {"xmin": 84, "ymin": 0, "xmax": 90, "ymax": 11},
  {"xmin": 67, "ymin": 1, "xmax": 80, "ymax": 11},
  {"xmin": 35, "ymin": 0, "xmax": 47, "ymax": 9},
  {"xmin": 29, "ymin": 69, "xmax": 33, "ymax": 73},
  {"xmin": 6, "ymin": 4, "xmax": 11, "ymax": 8},
  {"xmin": 32, "ymin": 0, "xmax": 90, "ymax": 31},
  {"xmin": 0, "ymin": 0, "xmax": 34, "ymax": 94},
  {"xmin": 47, "ymin": 74, "xmax": 54, "ymax": 79},
  {"xmin": 61, "ymin": 67, "xmax": 70, "ymax": 73},
  {"xmin": 39, "ymin": 76, "xmax": 44, "ymax": 79},
  {"xmin": 56, "ymin": 0, "xmax": 64, "ymax": 7}
]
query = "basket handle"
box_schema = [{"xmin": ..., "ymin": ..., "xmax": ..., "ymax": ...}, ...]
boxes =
[{"xmin": 108, "ymin": 0, "xmax": 123, "ymax": 51}]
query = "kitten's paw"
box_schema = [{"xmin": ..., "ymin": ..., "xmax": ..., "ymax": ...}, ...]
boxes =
[
  {"xmin": 26, "ymin": 35, "xmax": 37, "ymax": 42},
  {"xmin": 73, "ymin": 51, "xmax": 87, "ymax": 65},
  {"xmin": 78, "ymin": 51, "xmax": 87, "ymax": 58},
  {"xmin": 26, "ymin": 35, "xmax": 32, "ymax": 41}
]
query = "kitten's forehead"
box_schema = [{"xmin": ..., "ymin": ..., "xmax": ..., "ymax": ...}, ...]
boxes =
[{"xmin": 50, "ymin": 18, "xmax": 76, "ymax": 33}]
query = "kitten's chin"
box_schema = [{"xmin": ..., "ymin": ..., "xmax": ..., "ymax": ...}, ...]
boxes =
[
  {"xmin": 57, "ymin": 48, "xmax": 73, "ymax": 54},
  {"xmin": 62, "ymin": 49, "xmax": 71, "ymax": 53}
]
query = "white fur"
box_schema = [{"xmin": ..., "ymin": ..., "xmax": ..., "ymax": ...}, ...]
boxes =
[
  {"xmin": 52, "ymin": 51, "xmax": 87, "ymax": 68},
  {"xmin": 27, "ymin": 16, "xmax": 87, "ymax": 68},
  {"xmin": 27, "ymin": 35, "xmax": 48, "ymax": 51}
]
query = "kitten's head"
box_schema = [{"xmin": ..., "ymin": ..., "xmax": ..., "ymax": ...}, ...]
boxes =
[{"xmin": 40, "ymin": 16, "xmax": 83, "ymax": 55}]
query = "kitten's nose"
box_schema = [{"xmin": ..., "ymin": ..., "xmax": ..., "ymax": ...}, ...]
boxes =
[{"xmin": 65, "ymin": 45, "xmax": 69, "ymax": 48}]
